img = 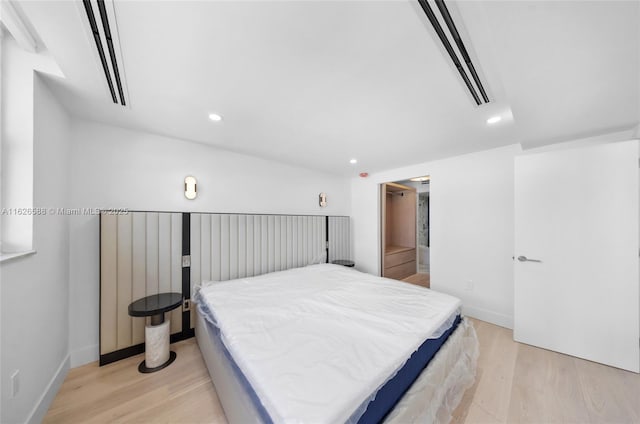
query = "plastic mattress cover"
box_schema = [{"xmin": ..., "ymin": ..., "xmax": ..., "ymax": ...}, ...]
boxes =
[
  {"xmin": 385, "ymin": 317, "xmax": 479, "ymax": 424},
  {"xmin": 196, "ymin": 264, "xmax": 462, "ymax": 424}
]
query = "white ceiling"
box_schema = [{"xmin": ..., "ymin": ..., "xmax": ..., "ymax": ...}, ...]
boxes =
[{"xmin": 17, "ymin": 0, "xmax": 640, "ymax": 176}]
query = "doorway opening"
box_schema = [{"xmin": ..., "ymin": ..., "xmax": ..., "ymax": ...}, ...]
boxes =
[{"xmin": 380, "ymin": 176, "xmax": 430, "ymax": 288}]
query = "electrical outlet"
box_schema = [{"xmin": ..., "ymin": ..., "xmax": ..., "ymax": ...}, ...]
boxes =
[
  {"xmin": 464, "ymin": 280, "xmax": 474, "ymax": 291},
  {"xmin": 10, "ymin": 370, "xmax": 19, "ymax": 398}
]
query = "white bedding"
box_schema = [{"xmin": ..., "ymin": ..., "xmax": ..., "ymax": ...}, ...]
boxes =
[{"xmin": 197, "ymin": 264, "xmax": 462, "ymax": 424}]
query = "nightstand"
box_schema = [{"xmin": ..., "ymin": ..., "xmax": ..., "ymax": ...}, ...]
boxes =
[
  {"xmin": 332, "ymin": 259, "xmax": 355, "ymax": 267},
  {"xmin": 128, "ymin": 292, "xmax": 183, "ymax": 373}
]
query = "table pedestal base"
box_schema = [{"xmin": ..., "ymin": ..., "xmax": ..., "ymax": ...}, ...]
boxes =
[
  {"xmin": 138, "ymin": 318, "xmax": 176, "ymax": 373},
  {"xmin": 138, "ymin": 351, "xmax": 176, "ymax": 373}
]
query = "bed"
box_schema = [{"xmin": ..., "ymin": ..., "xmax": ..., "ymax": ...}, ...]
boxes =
[{"xmin": 194, "ymin": 264, "xmax": 478, "ymax": 423}]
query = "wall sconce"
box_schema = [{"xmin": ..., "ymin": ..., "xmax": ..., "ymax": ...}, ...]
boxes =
[
  {"xmin": 319, "ymin": 192, "xmax": 327, "ymax": 208},
  {"xmin": 184, "ymin": 176, "xmax": 197, "ymax": 200}
]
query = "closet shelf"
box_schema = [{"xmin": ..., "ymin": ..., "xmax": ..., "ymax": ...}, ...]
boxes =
[{"xmin": 385, "ymin": 245, "xmax": 415, "ymax": 255}]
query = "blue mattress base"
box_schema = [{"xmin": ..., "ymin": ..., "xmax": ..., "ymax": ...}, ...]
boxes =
[{"xmin": 357, "ymin": 314, "xmax": 462, "ymax": 424}]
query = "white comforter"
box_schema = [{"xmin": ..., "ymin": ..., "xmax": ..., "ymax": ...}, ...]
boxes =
[{"xmin": 197, "ymin": 264, "xmax": 461, "ymax": 424}]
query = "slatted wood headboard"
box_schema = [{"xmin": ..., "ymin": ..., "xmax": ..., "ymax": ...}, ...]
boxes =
[
  {"xmin": 100, "ymin": 211, "xmax": 350, "ymax": 365},
  {"xmin": 100, "ymin": 212, "xmax": 184, "ymax": 364}
]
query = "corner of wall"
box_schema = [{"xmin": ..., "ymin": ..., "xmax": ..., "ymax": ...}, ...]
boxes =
[
  {"xmin": 1, "ymin": 53, "xmax": 72, "ymax": 423},
  {"xmin": 70, "ymin": 344, "xmax": 98, "ymax": 368},
  {"xmin": 26, "ymin": 354, "xmax": 69, "ymax": 424}
]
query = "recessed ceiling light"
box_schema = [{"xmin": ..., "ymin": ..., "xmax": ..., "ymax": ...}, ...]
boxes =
[
  {"xmin": 208, "ymin": 113, "xmax": 223, "ymax": 122},
  {"xmin": 350, "ymin": 159, "xmax": 358, "ymax": 164},
  {"xmin": 486, "ymin": 116, "xmax": 501, "ymax": 124},
  {"xmin": 410, "ymin": 176, "xmax": 430, "ymax": 182}
]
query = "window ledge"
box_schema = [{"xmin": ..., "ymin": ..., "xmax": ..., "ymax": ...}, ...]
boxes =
[{"xmin": 0, "ymin": 250, "xmax": 37, "ymax": 263}]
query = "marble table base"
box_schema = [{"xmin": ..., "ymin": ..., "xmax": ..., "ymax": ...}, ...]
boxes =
[{"xmin": 138, "ymin": 319, "xmax": 176, "ymax": 373}]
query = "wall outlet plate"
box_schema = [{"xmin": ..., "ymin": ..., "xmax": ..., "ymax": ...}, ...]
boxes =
[{"xmin": 10, "ymin": 370, "xmax": 19, "ymax": 398}]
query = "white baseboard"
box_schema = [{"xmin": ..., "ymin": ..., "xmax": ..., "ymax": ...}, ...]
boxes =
[
  {"xmin": 26, "ymin": 354, "xmax": 69, "ymax": 424},
  {"xmin": 462, "ymin": 304, "xmax": 513, "ymax": 329},
  {"xmin": 70, "ymin": 344, "xmax": 98, "ymax": 368}
]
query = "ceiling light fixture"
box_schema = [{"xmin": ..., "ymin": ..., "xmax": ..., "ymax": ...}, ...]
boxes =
[
  {"xmin": 350, "ymin": 159, "xmax": 358, "ymax": 164},
  {"xmin": 487, "ymin": 116, "xmax": 502, "ymax": 124},
  {"xmin": 208, "ymin": 113, "xmax": 223, "ymax": 122},
  {"xmin": 410, "ymin": 176, "xmax": 430, "ymax": 182}
]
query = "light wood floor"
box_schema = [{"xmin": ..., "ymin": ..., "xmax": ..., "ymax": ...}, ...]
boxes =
[
  {"xmin": 44, "ymin": 319, "xmax": 640, "ymax": 424},
  {"xmin": 452, "ymin": 320, "xmax": 640, "ymax": 424},
  {"xmin": 402, "ymin": 272, "xmax": 430, "ymax": 288},
  {"xmin": 44, "ymin": 340, "xmax": 227, "ymax": 424}
]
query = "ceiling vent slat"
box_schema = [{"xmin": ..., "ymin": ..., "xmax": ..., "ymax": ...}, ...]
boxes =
[
  {"xmin": 434, "ymin": 0, "xmax": 489, "ymax": 104},
  {"xmin": 82, "ymin": 0, "xmax": 126, "ymax": 106},
  {"xmin": 97, "ymin": 0, "xmax": 126, "ymax": 106},
  {"xmin": 82, "ymin": 0, "xmax": 117, "ymax": 103},
  {"xmin": 417, "ymin": 0, "xmax": 490, "ymax": 106}
]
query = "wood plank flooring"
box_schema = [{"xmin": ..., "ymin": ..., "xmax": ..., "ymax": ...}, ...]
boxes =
[
  {"xmin": 43, "ymin": 340, "xmax": 227, "ymax": 424},
  {"xmin": 44, "ymin": 319, "xmax": 640, "ymax": 423},
  {"xmin": 402, "ymin": 272, "xmax": 430, "ymax": 288},
  {"xmin": 451, "ymin": 319, "xmax": 640, "ymax": 424}
]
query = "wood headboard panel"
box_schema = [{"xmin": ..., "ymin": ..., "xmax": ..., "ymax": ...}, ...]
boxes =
[
  {"xmin": 100, "ymin": 212, "xmax": 350, "ymax": 365},
  {"xmin": 328, "ymin": 216, "xmax": 350, "ymax": 263},
  {"xmin": 190, "ymin": 214, "xmax": 326, "ymax": 284},
  {"xmin": 100, "ymin": 212, "xmax": 184, "ymax": 364}
]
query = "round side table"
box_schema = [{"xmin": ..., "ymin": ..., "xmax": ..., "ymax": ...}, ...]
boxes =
[
  {"xmin": 128, "ymin": 292, "xmax": 183, "ymax": 373},
  {"xmin": 332, "ymin": 259, "xmax": 355, "ymax": 267}
]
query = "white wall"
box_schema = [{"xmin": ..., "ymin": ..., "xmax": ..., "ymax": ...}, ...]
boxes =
[
  {"xmin": 352, "ymin": 144, "xmax": 521, "ymax": 328},
  {"xmin": 1, "ymin": 75, "xmax": 71, "ymax": 424},
  {"xmin": 68, "ymin": 120, "xmax": 351, "ymax": 365}
]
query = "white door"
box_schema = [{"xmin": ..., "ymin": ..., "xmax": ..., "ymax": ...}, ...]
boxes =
[{"xmin": 514, "ymin": 140, "xmax": 639, "ymax": 372}]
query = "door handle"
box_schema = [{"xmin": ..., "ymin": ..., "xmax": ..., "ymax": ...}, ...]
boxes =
[{"xmin": 517, "ymin": 255, "xmax": 542, "ymax": 263}]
